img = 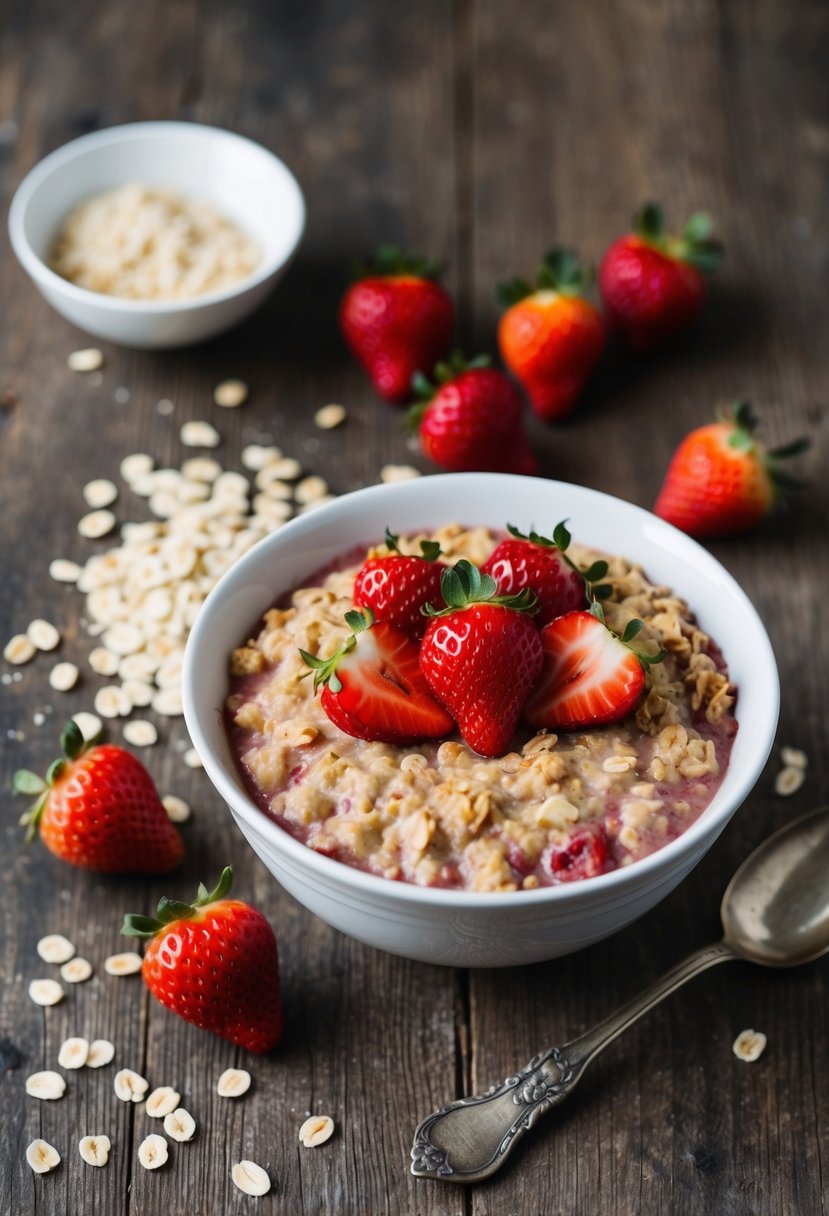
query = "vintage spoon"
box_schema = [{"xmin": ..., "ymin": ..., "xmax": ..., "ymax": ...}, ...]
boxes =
[{"xmin": 411, "ymin": 805, "xmax": 829, "ymax": 1184}]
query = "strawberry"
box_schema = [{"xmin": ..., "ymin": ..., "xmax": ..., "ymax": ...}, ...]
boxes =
[
  {"xmin": 420, "ymin": 560, "xmax": 543, "ymax": 757},
  {"xmin": 481, "ymin": 521, "xmax": 604, "ymax": 626},
  {"xmin": 599, "ymin": 204, "xmax": 724, "ymax": 352},
  {"xmin": 524, "ymin": 608, "xmax": 663, "ymax": 731},
  {"xmin": 497, "ymin": 249, "xmax": 606, "ymax": 422},
  {"xmin": 654, "ymin": 401, "xmax": 809, "ymax": 538},
  {"xmin": 122, "ymin": 867, "xmax": 282, "ymax": 1054},
  {"xmin": 300, "ymin": 607, "xmax": 454, "ymax": 744},
  {"xmin": 339, "ymin": 246, "xmax": 454, "ymax": 402},
  {"xmin": 543, "ymin": 823, "xmax": 612, "ymax": 883},
  {"xmin": 13, "ymin": 720, "xmax": 184, "ymax": 873},
  {"xmin": 409, "ymin": 354, "xmax": 538, "ymax": 475},
  {"xmin": 353, "ymin": 528, "xmax": 445, "ymax": 638}
]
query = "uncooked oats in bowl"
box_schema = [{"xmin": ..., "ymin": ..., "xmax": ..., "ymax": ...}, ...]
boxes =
[
  {"xmin": 9, "ymin": 122, "xmax": 304, "ymax": 348},
  {"xmin": 182, "ymin": 474, "xmax": 779, "ymax": 967}
]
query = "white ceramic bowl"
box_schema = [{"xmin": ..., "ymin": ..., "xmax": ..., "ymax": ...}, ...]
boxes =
[
  {"xmin": 183, "ymin": 474, "xmax": 779, "ymax": 968},
  {"xmin": 8, "ymin": 121, "xmax": 305, "ymax": 348}
]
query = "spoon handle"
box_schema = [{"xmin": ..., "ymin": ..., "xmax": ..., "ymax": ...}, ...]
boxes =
[{"xmin": 410, "ymin": 940, "xmax": 736, "ymax": 1183}]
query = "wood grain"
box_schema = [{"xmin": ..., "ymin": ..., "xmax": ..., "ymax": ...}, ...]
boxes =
[{"xmin": 1, "ymin": 0, "xmax": 827, "ymax": 1213}]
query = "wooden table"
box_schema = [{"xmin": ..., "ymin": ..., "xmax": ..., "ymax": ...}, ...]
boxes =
[{"xmin": 2, "ymin": 2, "xmax": 827, "ymax": 1213}]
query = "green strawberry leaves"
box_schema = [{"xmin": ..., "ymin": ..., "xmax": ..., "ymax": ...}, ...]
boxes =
[
  {"xmin": 353, "ymin": 245, "xmax": 444, "ymax": 281},
  {"xmin": 299, "ymin": 607, "xmax": 375, "ymax": 693},
  {"xmin": 384, "ymin": 527, "xmax": 441, "ymax": 561},
  {"xmin": 423, "ymin": 559, "xmax": 538, "ymax": 617},
  {"xmin": 497, "ymin": 248, "xmax": 591, "ymax": 308},
  {"xmin": 634, "ymin": 201, "xmax": 724, "ymax": 275},
  {"xmin": 13, "ymin": 719, "xmax": 100, "ymax": 842},
  {"xmin": 122, "ymin": 867, "xmax": 235, "ymax": 939}
]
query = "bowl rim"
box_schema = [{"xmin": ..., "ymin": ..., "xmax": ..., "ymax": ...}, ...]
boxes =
[
  {"xmin": 7, "ymin": 120, "xmax": 306, "ymax": 314},
  {"xmin": 182, "ymin": 472, "xmax": 780, "ymax": 910}
]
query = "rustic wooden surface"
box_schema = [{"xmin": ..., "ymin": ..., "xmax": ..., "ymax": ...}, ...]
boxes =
[{"xmin": 1, "ymin": 1, "xmax": 827, "ymax": 1213}]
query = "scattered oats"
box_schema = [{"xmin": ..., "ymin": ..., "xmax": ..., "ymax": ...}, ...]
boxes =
[
  {"xmin": 180, "ymin": 420, "xmax": 220, "ymax": 448},
  {"xmin": 181, "ymin": 456, "xmax": 222, "ymax": 482},
  {"xmin": 49, "ymin": 558, "xmax": 82, "ymax": 583},
  {"xmin": 241, "ymin": 444, "xmax": 280, "ymax": 470},
  {"xmin": 152, "ymin": 687, "xmax": 183, "ymax": 717},
  {"xmin": 78, "ymin": 509, "xmax": 117, "ymax": 539},
  {"xmin": 231, "ymin": 1161, "xmax": 271, "ymax": 1196},
  {"xmin": 163, "ymin": 1107, "xmax": 196, "ymax": 1142},
  {"xmin": 114, "ymin": 1069, "xmax": 149, "ymax": 1102},
  {"xmin": 86, "ymin": 1039, "xmax": 115, "ymax": 1068},
  {"xmin": 733, "ymin": 1028, "xmax": 767, "ymax": 1062},
  {"xmin": 114, "ymin": 386, "xmax": 130, "ymax": 404},
  {"xmin": 61, "ymin": 957, "xmax": 93, "ymax": 983},
  {"xmin": 29, "ymin": 979, "xmax": 64, "ymax": 1006},
  {"xmin": 121, "ymin": 680, "xmax": 153, "ymax": 708},
  {"xmin": 268, "ymin": 456, "xmax": 302, "ymax": 479},
  {"xmin": 214, "ymin": 378, "xmax": 249, "ymax": 408},
  {"xmin": 72, "ymin": 711, "xmax": 102, "ymax": 742},
  {"xmin": 26, "ymin": 1071, "xmax": 66, "ymax": 1100},
  {"xmin": 252, "ymin": 494, "xmax": 292, "ymax": 521},
  {"xmin": 294, "ymin": 474, "xmax": 329, "ymax": 504},
  {"xmin": 58, "ymin": 1037, "xmax": 90, "ymax": 1069},
  {"xmin": 37, "ymin": 934, "xmax": 75, "ymax": 964},
  {"xmin": 255, "ymin": 475, "xmax": 292, "ymax": 500},
  {"xmin": 146, "ymin": 1086, "xmax": 181, "ymax": 1118},
  {"xmin": 299, "ymin": 1115, "xmax": 335, "ymax": 1147},
  {"xmin": 217, "ymin": 1068, "xmax": 251, "ymax": 1098},
  {"xmin": 119, "ymin": 652, "xmax": 158, "ymax": 680},
  {"xmin": 149, "ymin": 489, "xmax": 182, "ymax": 519},
  {"xmin": 314, "ymin": 402, "xmax": 346, "ymax": 430},
  {"xmin": 4, "ymin": 633, "xmax": 36, "ymax": 664},
  {"xmin": 380, "ymin": 464, "xmax": 421, "ymax": 483},
  {"xmin": 27, "ymin": 618, "xmax": 61, "ymax": 651},
  {"xmin": 781, "ymin": 746, "xmax": 808, "ymax": 770},
  {"xmin": 162, "ymin": 794, "xmax": 191, "ymax": 823},
  {"xmin": 104, "ymin": 952, "xmax": 143, "ymax": 976},
  {"xmin": 79, "ymin": 1135, "xmax": 111, "ymax": 1167},
  {"xmin": 213, "ymin": 470, "xmax": 250, "ymax": 497},
  {"xmin": 155, "ymin": 655, "xmax": 184, "ymax": 689},
  {"xmin": 138, "ymin": 1133, "xmax": 168, "ymax": 1170},
  {"xmin": 33, "ymin": 711, "xmax": 46, "ymax": 725},
  {"xmin": 120, "ymin": 453, "xmax": 154, "ymax": 482},
  {"xmin": 298, "ymin": 495, "xmax": 335, "ymax": 513},
  {"xmin": 68, "ymin": 347, "xmax": 103, "ymax": 372},
  {"xmin": 94, "ymin": 685, "xmax": 132, "ymax": 719},
  {"xmin": 183, "ymin": 748, "xmax": 203, "ymax": 769},
  {"xmin": 26, "ymin": 1139, "xmax": 61, "ymax": 1173},
  {"xmin": 156, "ymin": 397, "xmax": 174, "ymax": 415},
  {"xmin": 123, "ymin": 719, "xmax": 158, "ymax": 747},
  {"xmin": 49, "ymin": 662, "xmax": 79, "ymax": 692},
  {"xmin": 83, "ymin": 479, "xmax": 118, "ymax": 509},
  {"xmin": 775, "ymin": 766, "xmax": 805, "ymax": 797}
]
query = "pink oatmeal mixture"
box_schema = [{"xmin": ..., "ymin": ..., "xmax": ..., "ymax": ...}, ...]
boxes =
[{"xmin": 225, "ymin": 525, "xmax": 738, "ymax": 892}]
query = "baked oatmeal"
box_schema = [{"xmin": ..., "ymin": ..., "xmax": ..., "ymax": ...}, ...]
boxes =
[{"xmin": 226, "ymin": 524, "xmax": 737, "ymax": 892}]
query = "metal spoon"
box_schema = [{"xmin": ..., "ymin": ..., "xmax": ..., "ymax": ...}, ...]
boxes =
[{"xmin": 411, "ymin": 805, "xmax": 829, "ymax": 1184}]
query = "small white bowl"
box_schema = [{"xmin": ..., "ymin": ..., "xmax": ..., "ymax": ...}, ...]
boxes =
[
  {"xmin": 8, "ymin": 121, "xmax": 305, "ymax": 349},
  {"xmin": 183, "ymin": 474, "xmax": 779, "ymax": 968}
]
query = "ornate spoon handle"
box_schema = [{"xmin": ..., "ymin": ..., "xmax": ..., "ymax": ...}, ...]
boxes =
[{"xmin": 411, "ymin": 940, "xmax": 735, "ymax": 1183}]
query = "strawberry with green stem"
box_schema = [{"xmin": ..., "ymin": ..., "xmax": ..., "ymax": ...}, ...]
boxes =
[
  {"xmin": 123, "ymin": 867, "xmax": 283, "ymax": 1054},
  {"xmin": 13, "ymin": 720, "xmax": 184, "ymax": 873},
  {"xmin": 353, "ymin": 528, "xmax": 445, "ymax": 639}
]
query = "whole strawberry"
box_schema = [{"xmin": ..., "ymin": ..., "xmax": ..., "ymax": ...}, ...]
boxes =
[
  {"xmin": 123, "ymin": 867, "xmax": 282, "ymax": 1053},
  {"xmin": 482, "ymin": 521, "xmax": 604, "ymax": 625},
  {"xmin": 654, "ymin": 401, "xmax": 809, "ymax": 538},
  {"xmin": 13, "ymin": 720, "xmax": 184, "ymax": 873},
  {"xmin": 497, "ymin": 249, "xmax": 605, "ymax": 422},
  {"xmin": 420, "ymin": 560, "xmax": 543, "ymax": 757},
  {"xmin": 410, "ymin": 354, "xmax": 538, "ymax": 475},
  {"xmin": 353, "ymin": 528, "xmax": 445, "ymax": 638},
  {"xmin": 339, "ymin": 246, "xmax": 454, "ymax": 402},
  {"xmin": 599, "ymin": 204, "xmax": 723, "ymax": 352}
]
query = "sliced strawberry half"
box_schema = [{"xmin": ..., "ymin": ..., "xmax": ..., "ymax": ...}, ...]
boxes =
[
  {"xmin": 300, "ymin": 608, "xmax": 454, "ymax": 744},
  {"xmin": 353, "ymin": 528, "xmax": 445, "ymax": 639},
  {"xmin": 524, "ymin": 608, "xmax": 663, "ymax": 731}
]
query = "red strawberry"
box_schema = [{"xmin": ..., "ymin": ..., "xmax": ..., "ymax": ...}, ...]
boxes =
[
  {"xmin": 14, "ymin": 721, "xmax": 184, "ymax": 873},
  {"xmin": 123, "ymin": 867, "xmax": 282, "ymax": 1054},
  {"xmin": 497, "ymin": 249, "xmax": 606, "ymax": 422},
  {"xmin": 339, "ymin": 247, "xmax": 454, "ymax": 402},
  {"xmin": 420, "ymin": 560, "xmax": 543, "ymax": 757},
  {"xmin": 654, "ymin": 401, "xmax": 809, "ymax": 538},
  {"xmin": 481, "ymin": 521, "xmax": 599, "ymax": 626},
  {"xmin": 599, "ymin": 204, "xmax": 723, "ymax": 352},
  {"xmin": 543, "ymin": 823, "xmax": 612, "ymax": 883},
  {"xmin": 524, "ymin": 609, "xmax": 662, "ymax": 731},
  {"xmin": 353, "ymin": 528, "xmax": 445, "ymax": 638},
  {"xmin": 410, "ymin": 355, "xmax": 538, "ymax": 475},
  {"xmin": 300, "ymin": 608, "xmax": 453, "ymax": 744}
]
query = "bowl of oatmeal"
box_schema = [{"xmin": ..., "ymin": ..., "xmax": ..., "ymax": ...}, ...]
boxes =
[
  {"xmin": 182, "ymin": 473, "xmax": 779, "ymax": 967},
  {"xmin": 8, "ymin": 122, "xmax": 304, "ymax": 348}
]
